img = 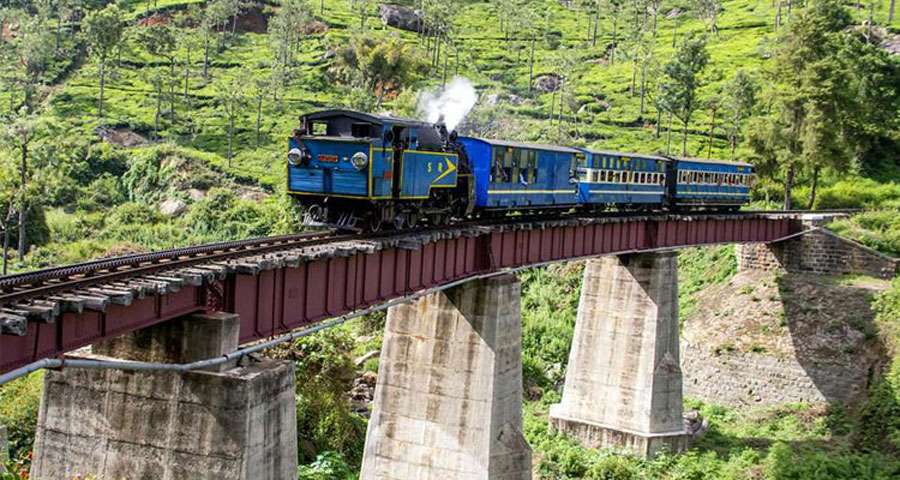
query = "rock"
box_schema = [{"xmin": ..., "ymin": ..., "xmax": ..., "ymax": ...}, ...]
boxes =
[
  {"xmin": 379, "ymin": 4, "xmax": 423, "ymax": 33},
  {"xmin": 0, "ymin": 424, "xmax": 8, "ymax": 465},
  {"xmin": 665, "ymin": 7, "xmax": 683, "ymax": 19},
  {"xmin": 882, "ymin": 33, "xmax": 900, "ymax": 55},
  {"xmin": 239, "ymin": 190, "xmax": 268, "ymax": 202},
  {"xmin": 95, "ymin": 126, "xmax": 148, "ymax": 148},
  {"xmin": 159, "ymin": 199, "xmax": 187, "ymax": 217},
  {"xmin": 187, "ymin": 189, "xmax": 206, "ymax": 201},
  {"xmin": 360, "ymin": 371, "xmax": 378, "ymax": 387},
  {"xmin": 301, "ymin": 20, "xmax": 328, "ymax": 35},
  {"xmin": 533, "ymin": 73, "xmax": 563, "ymax": 93},
  {"xmin": 526, "ymin": 385, "xmax": 544, "ymax": 400},
  {"xmin": 354, "ymin": 350, "xmax": 380, "ymax": 367},
  {"xmin": 683, "ymin": 410, "xmax": 709, "ymax": 441}
]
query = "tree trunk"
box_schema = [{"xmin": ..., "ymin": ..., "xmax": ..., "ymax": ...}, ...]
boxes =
[
  {"xmin": 528, "ymin": 34, "xmax": 535, "ymax": 93},
  {"xmin": 890, "ymin": 0, "xmax": 896, "ymax": 23},
  {"xmin": 681, "ymin": 120, "xmax": 689, "ymax": 157},
  {"xmin": 17, "ymin": 142, "xmax": 27, "ymax": 260},
  {"xmin": 809, "ymin": 165, "xmax": 820, "ymax": 209},
  {"xmin": 256, "ymin": 95, "xmax": 262, "ymax": 147},
  {"xmin": 155, "ymin": 78, "xmax": 162, "ymax": 138},
  {"xmin": 639, "ymin": 62, "xmax": 647, "ymax": 116},
  {"xmin": 203, "ymin": 31, "xmax": 210, "ymax": 79},
  {"xmin": 592, "ymin": 9, "xmax": 599, "ymax": 46},
  {"xmin": 784, "ymin": 163, "xmax": 795, "ymax": 210},
  {"xmin": 184, "ymin": 48, "xmax": 191, "ymax": 104},
  {"xmin": 98, "ymin": 60, "xmax": 106, "ymax": 119},
  {"xmin": 707, "ymin": 108, "xmax": 717, "ymax": 158},
  {"xmin": 55, "ymin": 11, "xmax": 62, "ymax": 51},
  {"xmin": 227, "ymin": 113, "xmax": 234, "ymax": 167},
  {"xmin": 655, "ymin": 106, "xmax": 662, "ymax": 138},
  {"xmin": 666, "ymin": 112, "xmax": 673, "ymax": 154},
  {"xmin": 671, "ymin": 21, "xmax": 677, "ymax": 47},
  {"xmin": 549, "ymin": 90, "xmax": 556, "ymax": 124},
  {"xmin": 630, "ymin": 59, "xmax": 637, "ymax": 96},
  {"xmin": 775, "ymin": 1, "xmax": 782, "ymax": 30},
  {"xmin": 321, "ymin": 0, "xmax": 324, "ymax": 14},
  {"xmin": 442, "ymin": 41, "xmax": 449, "ymax": 87},
  {"xmin": 2, "ymin": 218, "xmax": 9, "ymax": 275},
  {"xmin": 170, "ymin": 60, "xmax": 177, "ymax": 123}
]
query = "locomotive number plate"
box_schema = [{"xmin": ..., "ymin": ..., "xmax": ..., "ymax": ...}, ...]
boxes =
[{"xmin": 318, "ymin": 154, "xmax": 338, "ymax": 163}]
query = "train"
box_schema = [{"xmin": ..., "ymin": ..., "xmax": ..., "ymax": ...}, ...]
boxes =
[{"xmin": 286, "ymin": 109, "xmax": 754, "ymax": 231}]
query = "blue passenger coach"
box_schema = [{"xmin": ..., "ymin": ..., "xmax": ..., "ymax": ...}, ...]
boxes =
[
  {"xmin": 672, "ymin": 157, "xmax": 753, "ymax": 208},
  {"xmin": 458, "ymin": 137, "xmax": 583, "ymax": 209},
  {"xmin": 575, "ymin": 150, "xmax": 668, "ymax": 206}
]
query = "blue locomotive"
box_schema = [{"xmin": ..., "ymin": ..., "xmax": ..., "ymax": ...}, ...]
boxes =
[{"xmin": 287, "ymin": 109, "xmax": 754, "ymax": 231}]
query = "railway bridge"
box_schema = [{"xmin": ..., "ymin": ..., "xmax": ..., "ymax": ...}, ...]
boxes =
[{"xmin": 0, "ymin": 211, "xmax": 892, "ymax": 479}]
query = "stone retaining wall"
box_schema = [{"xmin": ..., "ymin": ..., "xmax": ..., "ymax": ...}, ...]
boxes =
[
  {"xmin": 737, "ymin": 223, "xmax": 898, "ymax": 280},
  {"xmin": 682, "ymin": 341, "xmax": 874, "ymax": 407}
]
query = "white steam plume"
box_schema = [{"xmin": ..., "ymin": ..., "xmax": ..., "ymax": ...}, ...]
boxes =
[{"xmin": 417, "ymin": 77, "xmax": 478, "ymax": 131}]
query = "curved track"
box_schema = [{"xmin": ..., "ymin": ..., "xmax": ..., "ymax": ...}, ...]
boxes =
[{"xmin": 0, "ymin": 230, "xmax": 350, "ymax": 305}]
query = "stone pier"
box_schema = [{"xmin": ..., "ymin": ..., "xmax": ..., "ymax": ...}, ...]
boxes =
[
  {"xmin": 1, "ymin": 424, "xmax": 8, "ymax": 466},
  {"xmin": 549, "ymin": 253, "xmax": 689, "ymax": 458},
  {"xmin": 30, "ymin": 312, "xmax": 298, "ymax": 480},
  {"xmin": 361, "ymin": 275, "xmax": 532, "ymax": 480}
]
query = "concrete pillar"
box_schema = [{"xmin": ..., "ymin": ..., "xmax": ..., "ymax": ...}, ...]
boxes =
[
  {"xmin": 361, "ymin": 275, "xmax": 532, "ymax": 480},
  {"xmin": 549, "ymin": 253, "xmax": 689, "ymax": 458},
  {"xmin": 0, "ymin": 424, "xmax": 8, "ymax": 466},
  {"xmin": 30, "ymin": 312, "xmax": 297, "ymax": 480}
]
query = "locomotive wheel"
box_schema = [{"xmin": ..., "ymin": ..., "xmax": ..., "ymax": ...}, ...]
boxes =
[
  {"xmin": 305, "ymin": 204, "xmax": 326, "ymax": 224},
  {"xmin": 393, "ymin": 214, "xmax": 406, "ymax": 230},
  {"xmin": 407, "ymin": 211, "xmax": 419, "ymax": 228}
]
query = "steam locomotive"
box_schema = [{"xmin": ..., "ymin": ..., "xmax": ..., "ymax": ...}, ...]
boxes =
[{"xmin": 287, "ymin": 109, "xmax": 754, "ymax": 231}]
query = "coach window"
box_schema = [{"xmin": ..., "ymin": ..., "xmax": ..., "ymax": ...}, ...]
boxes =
[{"xmin": 492, "ymin": 146, "xmax": 505, "ymax": 182}]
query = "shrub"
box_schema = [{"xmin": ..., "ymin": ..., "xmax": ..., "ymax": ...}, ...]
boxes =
[
  {"xmin": 829, "ymin": 209, "xmax": 900, "ymax": 256},
  {"xmin": 0, "ymin": 372, "xmax": 44, "ymax": 469},
  {"xmin": 268, "ymin": 329, "xmax": 367, "ymax": 467},
  {"xmin": 814, "ymin": 178, "xmax": 900, "ymax": 210}
]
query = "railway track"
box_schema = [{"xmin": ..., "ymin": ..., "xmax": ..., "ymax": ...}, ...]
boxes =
[
  {"xmin": 0, "ymin": 229, "xmax": 363, "ymax": 331},
  {"xmin": 0, "ymin": 208, "xmax": 855, "ymax": 334}
]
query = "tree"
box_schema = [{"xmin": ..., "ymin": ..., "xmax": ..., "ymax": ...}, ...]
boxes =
[
  {"xmin": 83, "ymin": 4, "xmax": 125, "ymax": 120},
  {"xmin": 269, "ymin": 0, "xmax": 311, "ymax": 87},
  {"xmin": 748, "ymin": 0, "xmax": 856, "ymax": 209},
  {"xmin": 17, "ymin": 14, "xmax": 55, "ymax": 108},
  {"xmin": 693, "ymin": 0, "xmax": 722, "ymax": 37},
  {"xmin": 332, "ymin": 34, "xmax": 426, "ymax": 108},
  {"xmin": 349, "ymin": 0, "xmax": 372, "ymax": 28},
  {"xmin": 659, "ymin": 34, "xmax": 709, "ymax": 156},
  {"xmin": 215, "ymin": 75, "xmax": 247, "ymax": 165},
  {"xmin": 250, "ymin": 73, "xmax": 271, "ymax": 147},
  {"xmin": 2, "ymin": 109, "xmax": 39, "ymax": 260},
  {"xmin": 723, "ymin": 70, "xmax": 758, "ymax": 158},
  {"xmin": 138, "ymin": 24, "xmax": 178, "ymax": 131}
]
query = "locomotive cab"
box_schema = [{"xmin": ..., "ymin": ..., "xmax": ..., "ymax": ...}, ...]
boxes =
[{"xmin": 287, "ymin": 109, "xmax": 465, "ymax": 230}]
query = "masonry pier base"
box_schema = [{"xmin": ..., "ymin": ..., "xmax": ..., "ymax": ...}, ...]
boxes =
[
  {"xmin": 0, "ymin": 424, "xmax": 7, "ymax": 466},
  {"xmin": 550, "ymin": 253, "xmax": 690, "ymax": 458},
  {"xmin": 361, "ymin": 274, "xmax": 532, "ymax": 480},
  {"xmin": 29, "ymin": 312, "xmax": 298, "ymax": 480}
]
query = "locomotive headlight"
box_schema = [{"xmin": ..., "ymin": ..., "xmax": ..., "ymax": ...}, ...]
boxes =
[
  {"xmin": 288, "ymin": 148, "xmax": 303, "ymax": 166},
  {"xmin": 351, "ymin": 152, "xmax": 369, "ymax": 171}
]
